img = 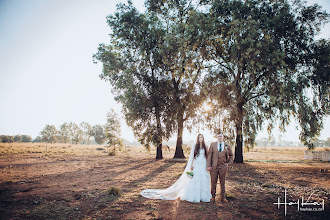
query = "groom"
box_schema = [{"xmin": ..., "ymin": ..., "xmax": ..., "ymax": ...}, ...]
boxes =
[{"xmin": 207, "ymin": 131, "xmax": 234, "ymax": 202}]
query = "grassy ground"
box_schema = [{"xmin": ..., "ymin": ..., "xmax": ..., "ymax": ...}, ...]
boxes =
[{"xmin": 0, "ymin": 143, "xmax": 329, "ymax": 219}]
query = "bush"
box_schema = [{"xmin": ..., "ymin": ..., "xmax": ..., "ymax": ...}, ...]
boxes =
[
  {"xmin": 108, "ymin": 150, "xmax": 116, "ymax": 156},
  {"xmin": 225, "ymin": 191, "xmax": 236, "ymax": 200},
  {"xmin": 108, "ymin": 187, "xmax": 120, "ymax": 197},
  {"xmin": 261, "ymin": 183, "xmax": 273, "ymax": 188}
]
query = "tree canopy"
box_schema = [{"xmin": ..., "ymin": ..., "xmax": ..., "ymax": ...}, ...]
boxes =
[
  {"xmin": 40, "ymin": 124, "xmax": 58, "ymax": 143},
  {"xmin": 94, "ymin": 0, "xmax": 329, "ymax": 162},
  {"xmin": 202, "ymin": 0, "xmax": 329, "ymax": 162},
  {"xmin": 94, "ymin": 0, "xmax": 210, "ymax": 158}
]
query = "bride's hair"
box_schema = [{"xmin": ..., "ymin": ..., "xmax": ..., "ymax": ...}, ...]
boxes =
[{"xmin": 194, "ymin": 134, "xmax": 208, "ymax": 158}]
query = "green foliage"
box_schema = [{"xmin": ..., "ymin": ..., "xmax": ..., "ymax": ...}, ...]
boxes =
[
  {"xmin": 0, "ymin": 135, "xmax": 14, "ymax": 143},
  {"xmin": 310, "ymin": 39, "xmax": 330, "ymax": 113},
  {"xmin": 56, "ymin": 122, "xmax": 93, "ymax": 144},
  {"xmin": 93, "ymin": 1, "xmax": 176, "ymax": 158},
  {"xmin": 201, "ymin": 0, "xmax": 329, "ymax": 161},
  {"xmin": 4, "ymin": 135, "xmax": 32, "ymax": 143},
  {"xmin": 67, "ymin": 122, "xmax": 83, "ymax": 144},
  {"xmin": 5, "ymin": 134, "xmax": 32, "ymax": 143},
  {"xmin": 40, "ymin": 124, "xmax": 58, "ymax": 143},
  {"xmin": 94, "ymin": 0, "xmax": 209, "ymax": 158},
  {"xmin": 32, "ymin": 136, "xmax": 42, "ymax": 143},
  {"xmin": 14, "ymin": 135, "xmax": 22, "ymax": 143},
  {"xmin": 91, "ymin": 124, "xmax": 106, "ymax": 145},
  {"xmin": 21, "ymin": 135, "xmax": 32, "ymax": 143},
  {"xmin": 94, "ymin": 0, "xmax": 328, "ymax": 162},
  {"xmin": 105, "ymin": 109, "xmax": 122, "ymax": 150},
  {"xmin": 145, "ymin": 0, "xmax": 210, "ymax": 158},
  {"xmin": 58, "ymin": 122, "xmax": 70, "ymax": 143}
]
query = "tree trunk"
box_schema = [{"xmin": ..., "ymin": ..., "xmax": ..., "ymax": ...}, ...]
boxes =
[
  {"xmin": 156, "ymin": 143, "xmax": 163, "ymax": 159},
  {"xmin": 234, "ymin": 102, "xmax": 244, "ymax": 163},
  {"xmin": 174, "ymin": 110, "xmax": 185, "ymax": 158},
  {"xmin": 155, "ymin": 106, "xmax": 163, "ymax": 159}
]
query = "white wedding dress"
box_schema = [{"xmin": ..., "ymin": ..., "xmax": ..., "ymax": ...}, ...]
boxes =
[
  {"xmin": 180, "ymin": 148, "xmax": 212, "ymax": 202},
  {"xmin": 140, "ymin": 144, "xmax": 212, "ymax": 203}
]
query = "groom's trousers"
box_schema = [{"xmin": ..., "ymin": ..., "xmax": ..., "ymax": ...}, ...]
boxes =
[{"xmin": 211, "ymin": 164, "xmax": 228, "ymax": 198}]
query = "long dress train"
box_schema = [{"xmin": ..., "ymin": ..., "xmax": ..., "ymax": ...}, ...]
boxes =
[{"xmin": 140, "ymin": 144, "xmax": 211, "ymax": 202}]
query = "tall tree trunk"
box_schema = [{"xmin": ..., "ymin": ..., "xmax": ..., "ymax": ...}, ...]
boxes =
[
  {"xmin": 234, "ymin": 102, "xmax": 244, "ymax": 163},
  {"xmin": 174, "ymin": 110, "xmax": 185, "ymax": 158},
  {"xmin": 155, "ymin": 107, "xmax": 163, "ymax": 159},
  {"xmin": 156, "ymin": 143, "xmax": 163, "ymax": 159}
]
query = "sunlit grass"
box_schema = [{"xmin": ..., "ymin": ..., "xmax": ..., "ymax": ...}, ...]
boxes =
[
  {"xmin": 0, "ymin": 143, "xmax": 112, "ymax": 156},
  {"xmin": 0, "ymin": 143, "xmax": 327, "ymax": 162},
  {"xmin": 244, "ymin": 146, "xmax": 327, "ymax": 161}
]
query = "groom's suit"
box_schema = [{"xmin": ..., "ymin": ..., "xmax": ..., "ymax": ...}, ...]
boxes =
[{"xmin": 207, "ymin": 142, "xmax": 233, "ymax": 199}]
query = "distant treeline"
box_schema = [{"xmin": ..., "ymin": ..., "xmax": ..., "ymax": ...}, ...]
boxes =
[
  {"xmin": 0, "ymin": 122, "xmax": 109, "ymax": 145},
  {"xmin": 0, "ymin": 122, "xmax": 114, "ymax": 145},
  {"xmin": 0, "ymin": 135, "xmax": 32, "ymax": 143},
  {"xmin": 34, "ymin": 122, "xmax": 107, "ymax": 145},
  {"xmin": 256, "ymin": 137, "xmax": 330, "ymax": 147},
  {"xmin": 0, "ymin": 110, "xmax": 123, "ymax": 148}
]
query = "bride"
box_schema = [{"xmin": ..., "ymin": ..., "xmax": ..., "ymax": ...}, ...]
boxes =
[{"xmin": 140, "ymin": 134, "xmax": 212, "ymax": 202}]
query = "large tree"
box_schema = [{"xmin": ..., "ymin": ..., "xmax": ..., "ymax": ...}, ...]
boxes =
[
  {"xmin": 58, "ymin": 122, "xmax": 70, "ymax": 143},
  {"xmin": 91, "ymin": 124, "xmax": 106, "ymax": 145},
  {"xmin": 94, "ymin": 0, "xmax": 210, "ymax": 159},
  {"xmin": 202, "ymin": 0, "xmax": 329, "ymax": 162},
  {"xmin": 94, "ymin": 1, "xmax": 176, "ymax": 159},
  {"xmin": 143, "ymin": 0, "xmax": 209, "ymax": 158},
  {"xmin": 40, "ymin": 124, "xmax": 57, "ymax": 143},
  {"xmin": 67, "ymin": 122, "xmax": 83, "ymax": 144}
]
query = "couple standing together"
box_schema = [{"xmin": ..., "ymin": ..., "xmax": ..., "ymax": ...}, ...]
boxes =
[{"xmin": 141, "ymin": 132, "xmax": 234, "ymax": 203}]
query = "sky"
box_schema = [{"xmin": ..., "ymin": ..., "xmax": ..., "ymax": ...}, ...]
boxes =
[{"xmin": 0, "ymin": 0, "xmax": 329, "ymax": 144}]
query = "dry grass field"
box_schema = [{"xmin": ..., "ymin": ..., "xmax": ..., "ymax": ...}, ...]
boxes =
[{"xmin": 0, "ymin": 143, "xmax": 329, "ymax": 219}]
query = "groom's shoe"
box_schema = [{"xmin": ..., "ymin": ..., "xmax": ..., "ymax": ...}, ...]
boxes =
[
  {"xmin": 211, "ymin": 196, "xmax": 216, "ymax": 203},
  {"xmin": 221, "ymin": 197, "xmax": 228, "ymax": 203}
]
